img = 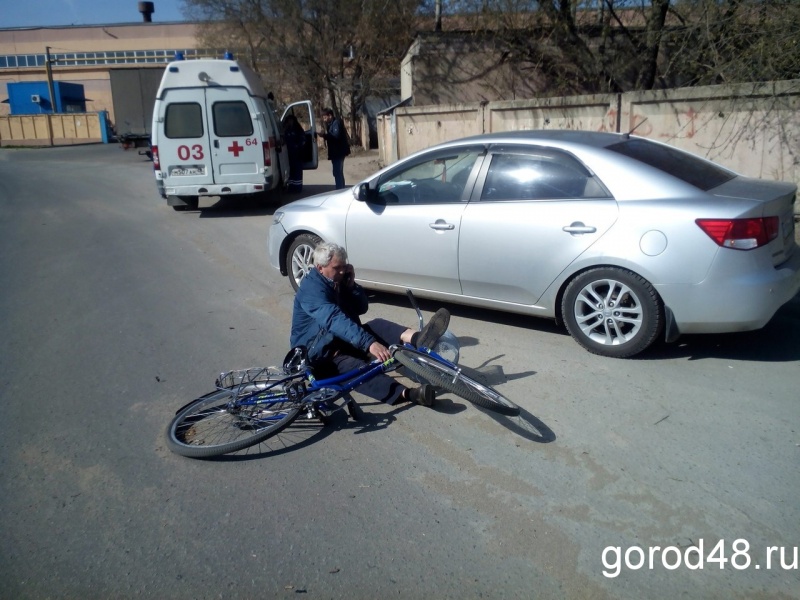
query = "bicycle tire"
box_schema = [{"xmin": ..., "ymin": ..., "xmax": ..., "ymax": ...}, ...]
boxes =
[
  {"xmin": 165, "ymin": 387, "xmax": 301, "ymax": 458},
  {"xmin": 394, "ymin": 348, "xmax": 520, "ymax": 416}
]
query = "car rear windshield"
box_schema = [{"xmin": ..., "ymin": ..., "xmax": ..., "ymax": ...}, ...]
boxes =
[
  {"xmin": 607, "ymin": 138, "xmax": 736, "ymax": 191},
  {"xmin": 165, "ymin": 102, "xmax": 204, "ymax": 139}
]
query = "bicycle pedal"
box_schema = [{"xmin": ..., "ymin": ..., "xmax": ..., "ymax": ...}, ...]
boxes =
[{"xmin": 316, "ymin": 404, "xmax": 334, "ymax": 417}]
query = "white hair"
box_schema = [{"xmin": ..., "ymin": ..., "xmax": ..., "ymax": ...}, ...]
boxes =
[{"xmin": 312, "ymin": 242, "xmax": 347, "ymax": 267}]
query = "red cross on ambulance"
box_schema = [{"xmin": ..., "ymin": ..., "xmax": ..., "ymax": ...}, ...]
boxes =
[{"xmin": 228, "ymin": 141, "xmax": 244, "ymax": 157}]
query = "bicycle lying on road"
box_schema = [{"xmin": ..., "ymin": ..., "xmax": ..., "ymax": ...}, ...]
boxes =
[{"xmin": 166, "ymin": 296, "xmax": 520, "ymax": 459}]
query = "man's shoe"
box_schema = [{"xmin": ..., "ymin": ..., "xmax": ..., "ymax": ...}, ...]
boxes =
[
  {"xmin": 408, "ymin": 384, "xmax": 436, "ymax": 407},
  {"xmin": 413, "ymin": 308, "xmax": 450, "ymax": 349}
]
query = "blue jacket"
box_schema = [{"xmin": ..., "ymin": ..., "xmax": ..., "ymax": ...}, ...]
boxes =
[{"xmin": 290, "ymin": 267, "xmax": 374, "ymax": 363}]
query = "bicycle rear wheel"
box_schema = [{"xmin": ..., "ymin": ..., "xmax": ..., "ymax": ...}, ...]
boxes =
[
  {"xmin": 394, "ymin": 348, "xmax": 520, "ymax": 416},
  {"xmin": 166, "ymin": 387, "xmax": 301, "ymax": 458}
]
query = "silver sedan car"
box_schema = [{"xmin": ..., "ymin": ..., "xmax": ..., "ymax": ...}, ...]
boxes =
[{"xmin": 269, "ymin": 131, "xmax": 800, "ymax": 358}]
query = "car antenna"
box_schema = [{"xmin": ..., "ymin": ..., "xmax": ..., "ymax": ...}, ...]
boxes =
[{"xmin": 624, "ymin": 118, "xmax": 648, "ymax": 139}]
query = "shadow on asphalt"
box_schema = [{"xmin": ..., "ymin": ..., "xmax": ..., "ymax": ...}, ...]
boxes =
[
  {"xmin": 199, "ymin": 399, "xmax": 417, "ymax": 462},
  {"xmin": 367, "ymin": 289, "xmax": 800, "ymax": 364},
  {"xmin": 644, "ymin": 296, "xmax": 800, "ymax": 362},
  {"xmin": 199, "ymin": 386, "xmax": 556, "ymax": 462},
  {"xmin": 476, "ymin": 405, "xmax": 558, "ymax": 444},
  {"xmin": 173, "ymin": 184, "xmax": 340, "ymax": 218}
]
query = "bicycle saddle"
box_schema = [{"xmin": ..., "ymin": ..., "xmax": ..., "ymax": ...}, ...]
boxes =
[{"xmin": 282, "ymin": 346, "xmax": 308, "ymax": 374}]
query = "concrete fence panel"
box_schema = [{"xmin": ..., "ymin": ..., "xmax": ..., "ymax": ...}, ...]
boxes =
[
  {"xmin": 381, "ymin": 80, "xmax": 800, "ymax": 188},
  {"xmin": 394, "ymin": 104, "xmax": 484, "ymax": 158},
  {"xmin": 485, "ymin": 95, "xmax": 619, "ymax": 134},
  {"xmin": 619, "ymin": 80, "xmax": 800, "ymax": 185},
  {"xmin": 376, "ymin": 113, "xmax": 393, "ymax": 166}
]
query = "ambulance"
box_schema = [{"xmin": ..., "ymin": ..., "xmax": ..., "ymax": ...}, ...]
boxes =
[{"xmin": 151, "ymin": 53, "xmax": 317, "ymax": 210}]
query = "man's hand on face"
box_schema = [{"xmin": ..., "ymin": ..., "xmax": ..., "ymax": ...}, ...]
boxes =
[{"xmin": 342, "ymin": 264, "xmax": 356, "ymax": 288}]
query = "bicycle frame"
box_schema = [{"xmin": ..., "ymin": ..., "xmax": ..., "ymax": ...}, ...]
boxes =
[
  {"xmin": 217, "ymin": 288, "xmax": 460, "ymax": 415},
  {"xmin": 166, "ymin": 292, "xmax": 522, "ymax": 459},
  {"xmin": 221, "ymin": 343, "xmax": 455, "ymax": 415},
  {"xmin": 222, "ymin": 354, "xmax": 396, "ymax": 414}
]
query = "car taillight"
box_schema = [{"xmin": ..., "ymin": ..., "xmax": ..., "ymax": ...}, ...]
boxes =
[
  {"xmin": 696, "ymin": 217, "xmax": 780, "ymax": 250},
  {"xmin": 264, "ymin": 137, "xmax": 274, "ymax": 167},
  {"xmin": 152, "ymin": 145, "xmax": 160, "ymax": 170}
]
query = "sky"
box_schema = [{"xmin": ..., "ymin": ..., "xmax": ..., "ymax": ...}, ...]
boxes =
[{"xmin": 1, "ymin": 0, "xmax": 189, "ymax": 28}]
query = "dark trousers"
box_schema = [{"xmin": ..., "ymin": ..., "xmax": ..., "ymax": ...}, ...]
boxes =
[
  {"xmin": 320, "ymin": 318, "xmax": 407, "ymax": 405},
  {"xmin": 287, "ymin": 160, "xmax": 303, "ymax": 192},
  {"xmin": 331, "ymin": 158, "xmax": 345, "ymax": 189}
]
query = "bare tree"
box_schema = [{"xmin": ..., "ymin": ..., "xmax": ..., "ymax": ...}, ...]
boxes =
[
  {"xmin": 183, "ymin": 0, "xmax": 422, "ymax": 140},
  {"xmin": 182, "ymin": 0, "xmax": 799, "ymax": 146},
  {"xmin": 662, "ymin": 0, "xmax": 800, "ymax": 86},
  {"xmin": 417, "ymin": 0, "xmax": 799, "ymax": 96}
]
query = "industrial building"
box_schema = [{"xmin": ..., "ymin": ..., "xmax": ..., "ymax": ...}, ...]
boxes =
[{"xmin": 0, "ymin": 2, "xmax": 202, "ymax": 135}]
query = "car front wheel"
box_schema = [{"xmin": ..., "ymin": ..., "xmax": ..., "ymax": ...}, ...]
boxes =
[
  {"xmin": 562, "ymin": 267, "xmax": 663, "ymax": 358},
  {"xmin": 286, "ymin": 233, "xmax": 321, "ymax": 292}
]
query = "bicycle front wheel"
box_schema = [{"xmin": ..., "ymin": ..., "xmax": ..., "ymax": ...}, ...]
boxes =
[
  {"xmin": 166, "ymin": 388, "xmax": 301, "ymax": 458},
  {"xmin": 394, "ymin": 348, "xmax": 520, "ymax": 416}
]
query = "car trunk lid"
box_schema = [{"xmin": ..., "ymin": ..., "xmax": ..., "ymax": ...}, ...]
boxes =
[{"xmin": 711, "ymin": 177, "xmax": 797, "ymax": 266}]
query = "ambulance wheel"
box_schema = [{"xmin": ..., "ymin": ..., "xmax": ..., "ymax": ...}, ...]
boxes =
[{"xmin": 170, "ymin": 195, "xmax": 199, "ymax": 211}]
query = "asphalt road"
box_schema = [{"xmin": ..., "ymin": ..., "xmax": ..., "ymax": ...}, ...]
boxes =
[{"xmin": 1, "ymin": 145, "xmax": 798, "ymax": 599}]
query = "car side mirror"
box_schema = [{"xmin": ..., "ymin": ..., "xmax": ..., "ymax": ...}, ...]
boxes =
[{"xmin": 354, "ymin": 182, "xmax": 378, "ymax": 203}]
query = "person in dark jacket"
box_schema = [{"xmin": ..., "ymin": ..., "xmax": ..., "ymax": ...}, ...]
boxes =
[
  {"xmin": 317, "ymin": 108, "xmax": 350, "ymax": 189},
  {"xmin": 290, "ymin": 242, "xmax": 450, "ymax": 407},
  {"xmin": 283, "ymin": 114, "xmax": 306, "ymax": 193}
]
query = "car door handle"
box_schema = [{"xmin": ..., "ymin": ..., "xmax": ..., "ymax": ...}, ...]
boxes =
[
  {"xmin": 214, "ymin": 140, "xmax": 219, "ymax": 148},
  {"xmin": 563, "ymin": 222, "xmax": 597, "ymax": 234},
  {"xmin": 429, "ymin": 220, "xmax": 455, "ymax": 231}
]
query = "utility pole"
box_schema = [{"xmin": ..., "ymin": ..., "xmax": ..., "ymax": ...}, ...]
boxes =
[{"xmin": 45, "ymin": 46, "xmax": 56, "ymax": 146}]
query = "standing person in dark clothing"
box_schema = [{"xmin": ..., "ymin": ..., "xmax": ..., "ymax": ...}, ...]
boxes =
[
  {"xmin": 282, "ymin": 114, "xmax": 306, "ymax": 193},
  {"xmin": 317, "ymin": 108, "xmax": 350, "ymax": 189}
]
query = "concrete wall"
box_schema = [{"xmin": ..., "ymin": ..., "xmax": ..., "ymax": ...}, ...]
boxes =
[
  {"xmin": 402, "ymin": 32, "xmax": 548, "ymax": 106},
  {"xmin": 619, "ymin": 81, "xmax": 800, "ymax": 185},
  {"xmin": 378, "ymin": 80, "xmax": 800, "ymax": 187}
]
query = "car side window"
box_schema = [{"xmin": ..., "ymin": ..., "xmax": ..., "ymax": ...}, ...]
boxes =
[
  {"xmin": 377, "ymin": 147, "xmax": 484, "ymax": 205},
  {"xmin": 480, "ymin": 150, "xmax": 609, "ymax": 201}
]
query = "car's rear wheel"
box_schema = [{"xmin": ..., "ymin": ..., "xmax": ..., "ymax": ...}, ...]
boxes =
[
  {"xmin": 562, "ymin": 267, "xmax": 662, "ymax": 358},
  {"xmin": 287, "ymin": 233, "xmax": 322, "ymax": 292}
]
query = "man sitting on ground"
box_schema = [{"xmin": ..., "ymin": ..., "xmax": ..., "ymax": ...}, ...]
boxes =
[{"xmin": 290, "ymin": 242, "xmax": 450, "ymax": 406}]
